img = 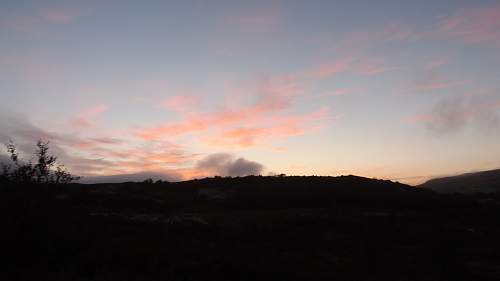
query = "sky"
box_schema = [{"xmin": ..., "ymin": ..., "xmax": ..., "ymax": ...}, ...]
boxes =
[{"xmin": 0, "ymin": 0, "xmax": 499, "ymax": 184}]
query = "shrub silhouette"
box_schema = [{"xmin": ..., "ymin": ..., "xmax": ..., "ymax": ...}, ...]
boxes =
[{"xmin": 0, "ymin": 140, "xmax": 79, "ymax": 184}]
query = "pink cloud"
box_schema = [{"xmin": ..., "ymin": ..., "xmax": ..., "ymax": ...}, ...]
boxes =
[
  {"xmin": 63, "ymin": 138, "xmax": 199, "ymax": 177},
  {"xmin": 425, "ymin": 57, "xmax": 449, "ymax": 70},
  {"xmin": 160, "ymin": 95, "xmax": 200, "ymax": 112},
  {"xmin": 397, "ymin": 72, "xmax": 467, "ymax": 95},
  {"xmin": 226, "ymin": 3, "xmax": 282, "ymax": 30},
  {"xmin": 39, "ymin": 6, "xmax": 85, "ymax": 24},
  {"xmin": 320, "ymin": 88, "xmax": 352, "ymax": 97},
  {"xmin": 0, "ymin": 52, "xmax": 70, "ymax": 89},
  {"xmin": 0, "ymin": 14, "xmax": 47, "ymax": 35},
  {"xmin": 135, "ymin": 75, "xmax": 303, "ymax": 139},
  {"xmin": 70, "ymin": 104, "xmax": 108, "ymax": 129},
  {"xmin": 353, "ymin": 58, "xmax": 398, "ymax": 75},
  {"xmin": 206, "ymin": 107, "xmax": 331, "ymax": 148},
  {"xmin": 438, "ymin": 4, "xmax": 500, "ymax": 45},
  {"xmin": 76, "ymin": 146, "xmax": 267, "ymax": 180},
  {"xmin": 134, "ymin": 75, "xmax": 331, "ymax": 148},
  {"xmin": 231, "ymin": 10, "xmax": 277, "ymax": 27},
  {"xmin": 1, "ymin": 1, "xmax": 104, "ymax": 35},
  {"xmin": 402, "ymin": 114, "xmax": 434, "ymax": 124},
  {"xmin": 337, "ymin": 23, "xmax": 420, "ymax": 51},
  {"xmin": 306, "ymin": 56, "xmax": 397, "ymax": 80},
  {"xmin": 135, "ymin": 104, "xmax": 270, "ymax": 140},
  {"xmin": 311, "ymin": 88, "xmax": 355, "ymax": 100},
  {"xmin": 88, "ymin": 137, "xmax": 124, "ymax": 145},
  {"xmin": 54, "ymin": 135, "xmax": 125, "ymax": 153},
  {"xmin": 410, "ymin": 80, "xmax": 461, "ymax": 92},
  {"xmin": 307, "ymin": 57, "xmax": 353, "ymax": 79},
  {"xmin": 216, "ymin": 128, "xmax": 266, "ymax": 147},
  {"xmin": 109, "ymin": 147, "xmax": 195, "ymax": 166}
]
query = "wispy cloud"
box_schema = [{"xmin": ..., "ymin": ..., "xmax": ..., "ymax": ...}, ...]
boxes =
[
  {"xmin": 160, "ymin": 95, "xmax": 200, "ymax": 113},
  {"xmin": 0, "ymin": 1, "xmax": 104, "ymax": 35},
  {"xmin": 0, "ymin": 110, "xmax": 266, "ymax": 180},
  {"xmin": 336, "ymin": 23, "xmax": 421, "ymax": 51},
  {"xmin": 0, "ymin": 110, "xmax": 115, "ymax": 175},
  {"xmin": 70, "ymin": 104, "xmax": 109, "ymax": 129},
  {"xmin": 402, "ymin": 114, "xmax": 434, "ymax": 124},
  {"xmin": 425, "ymin": 57, "xmax": 450, "ymax": 70},
  {"xmin": 38, "ymin": 4, "xmax": 90, "ymax": 24},
  {"xmin": 205, "ymin": 107, "xmax": 331, "ymax": 148},
  {"xmin": 410, "ymin": 79, "xmax": 463, "ymax": 92},
  {"xmin": 307, "ymin": 57, "xmax": 353, "ymax": 79},
  {"xmin": 438, "ymin": 3, "xmax": 500, "ymax": 45},
  {"xmin": 397, "ymin": 70, "xmax": 467, "ymax": 96},
  {"xmin": 313, "ymin": 88, "xmax": 354, "ymax": 99},
  {"xmin": 0, "ymin": 13, "xmax": 46, "ymax": 35},
  {"xmin": 404, "ymin": 94, "xmax": 500, "ymax": 135},
  {"xmin": 225, "ymin": 2, "xmax": 283, "ymax": 30},
  {"xmin": 134, "ymin": 74, "xmax": 329, "ymax": 148},
  {"xmin": 306, "ymin": 56, "xmax": 397, "ymax": 80},
  {"xmin": 353, "ymin": 57, "xmax": 399, "ymax": 75},
  {"xmin": 0, "ymin": 52, "xmax": 68, "ymax": 89}
]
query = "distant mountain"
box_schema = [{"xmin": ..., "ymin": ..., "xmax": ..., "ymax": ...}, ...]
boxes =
[{"xmin": 419, "ymin": 169, "xmax": 500, "ymax": 193}]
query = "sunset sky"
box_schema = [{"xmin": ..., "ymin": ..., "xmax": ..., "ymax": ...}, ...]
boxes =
[{"xmin": 1, "ymin": 0, "xmax": 499, "ymax": 184}]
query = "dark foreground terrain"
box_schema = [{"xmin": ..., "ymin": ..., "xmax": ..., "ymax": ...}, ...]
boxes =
[{"xmin": 2, "ymin": 175, "xmax": 500, "ymax": 281}]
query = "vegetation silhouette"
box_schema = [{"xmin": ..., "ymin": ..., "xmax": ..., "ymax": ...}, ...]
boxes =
[{"xmin": 0, "ymin": 140, "xmax": 79, "ymax": 184}]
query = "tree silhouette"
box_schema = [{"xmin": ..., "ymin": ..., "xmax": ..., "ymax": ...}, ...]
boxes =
[{"xmin": 0, "ymin": 140, "xmax": 79, "ymax": 184}]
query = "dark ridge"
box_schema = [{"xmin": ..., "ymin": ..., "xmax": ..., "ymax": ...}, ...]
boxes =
[{"xmin": 419, "ymin": 169, "xmax": 500, "ymax": 193}]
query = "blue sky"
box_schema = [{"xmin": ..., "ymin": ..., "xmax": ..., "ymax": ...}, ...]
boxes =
[{"xmin": 1, "ymin": 0, "xmax": 499, "ymax": 183}]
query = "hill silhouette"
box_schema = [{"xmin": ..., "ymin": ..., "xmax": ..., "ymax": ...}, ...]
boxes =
[
  {"xmin": 3, "ymin": 175, "xmax": 500, "ymax": 281},
  {"xmin": 420, "ymin": 169, "xmax": 500, "ymax": 194}
]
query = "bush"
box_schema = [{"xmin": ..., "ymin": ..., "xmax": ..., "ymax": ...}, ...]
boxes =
[{"xmin": 0, "ymin": 140, "xmax": 79, "ymax": 184}]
